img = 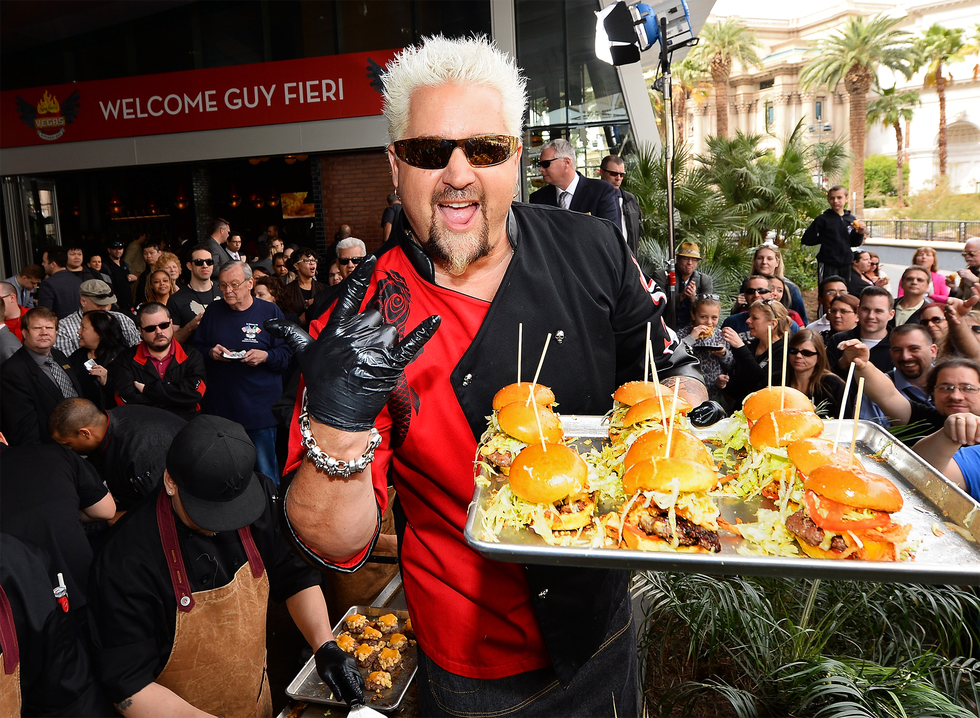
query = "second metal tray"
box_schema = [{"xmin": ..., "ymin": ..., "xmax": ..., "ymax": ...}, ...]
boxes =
[{"xmin": 464, "ymin": 417, "xmax": 980, "ymax": 585}]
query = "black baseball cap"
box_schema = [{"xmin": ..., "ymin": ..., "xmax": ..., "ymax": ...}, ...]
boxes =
[
  {"xmin": 108, "ymin": 239, "xmax": 125, "ymax": 248},
  {"xmin": 166, "ymin": 415, "xmax": 265, "ymax": 532}
]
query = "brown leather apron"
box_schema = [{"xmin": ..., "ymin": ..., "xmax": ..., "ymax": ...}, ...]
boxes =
[
  {"xmin": 154, "ymin": 490, "xmax": 272, "ymax": 718},
  {"xmin": 0, "ymin": 585, "xmax": 21, "ymax": 718}
]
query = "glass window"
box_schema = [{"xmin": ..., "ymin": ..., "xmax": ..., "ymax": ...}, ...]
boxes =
[
  {"xmin": 815, "ymin": 99, "xmax": 823, "ymax": 121},
  {"xmin": 765, "ymin": 100, "xmax": 774, "ymax": 131}
]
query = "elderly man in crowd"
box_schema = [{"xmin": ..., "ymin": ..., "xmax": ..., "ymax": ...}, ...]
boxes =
[
  {"xmin": 36, "ymin": 246, "xmax": 83, "ymax": 319},
  {"xmin": 598, "ymin": 154, "xmax": 641, "ymax": 254},
  {"xmin": 54, "ymin": 279, "xmax": 140, "ymax": 356},
  {"xmin": 806, "ymin": 275, "xmax": 848, "ymax": 333},
  {"xmin": 0, "ymin": 294, "xmax": 21, "ymax": 362},
  {"xmin": 194, "ymin": 260, "xmax": 291, "ymax": 481},
  {"xmin": 529, "ymin": 137, "xmax": 620, "ymax": 224},
  {"xmin": 0, "ymin": 307, "xmax": 81, "ymax": 445},
  {"xmin": 335, "ymin": 237, "xmax": 367, "ymax": 280},
  {"xmin": 168, "ymin": 245, "xmax": 223, "ymax": 345},
  {"xmin": 3, "ymin": 263, "xmax": 44, "ymax": 309},
  {"xmin": 268, "ymin": 35, "xmax": 715, "ymax": 717},
  {"xmin": 109, "ymin": 303, "xmax": 206, "ymax": 421},
  {"xmin": 948, "ymin": 237, "xmax": 980, "ymax": 300}
]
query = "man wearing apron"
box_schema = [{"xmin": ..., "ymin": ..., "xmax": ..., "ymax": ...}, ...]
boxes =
[
  {"xmin": 1, "ymin": 532, "xmax": 114, "ymax": 716},
  {"xmin": 88, "ymin": 415, "xmax": 363, "ymax": 717}
]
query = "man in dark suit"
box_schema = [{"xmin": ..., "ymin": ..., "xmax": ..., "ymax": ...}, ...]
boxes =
[
  {"xmin": 0, "ymin": 307, "xmax": 82, "ymax": 445},
  {"xmin": 529, "ymin": 138, "xmax": 620, "ymax": 225},
  {"xmin": 202, "ymin": 217, "xmax": 234, "ymax": 270},
  {"xmin": 599, "ymin": 155, "xmax": 641, "ymax": 255},
  {"xmin": 35, "ymin": 246, "xmax": 82, "ymax": 319}
]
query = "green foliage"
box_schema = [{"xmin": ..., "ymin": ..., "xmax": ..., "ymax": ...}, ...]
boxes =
[
  {"xmin": 635, "ymin": 572, "xmax": 980, "ymax": 717},
  {"xmin": 844, "ymin": 154, "xmax": 910, "ymax": 197},
  {"xmin": 695, "ymin": 19, "xmax": 764, "ymax": 73},
  {"xmin": 780, "ymin": 239, "xmax": 818, "ymax": 292},
  {"xmin": 915, "ymin": 24, "xmax": 967, "ymax": 80},
  {"xmin": 892, "ymin": 180, "xmax": 980, "ymax": 220}
]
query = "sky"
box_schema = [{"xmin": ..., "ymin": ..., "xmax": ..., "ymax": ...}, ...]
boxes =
[{"xmin": 710, "ymin": 0, "xmax": 840, "ymax": 20}]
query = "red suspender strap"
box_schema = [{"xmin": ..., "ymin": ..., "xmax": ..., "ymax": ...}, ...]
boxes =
[
  {"xmin": 155, "ymin": 490, "xmax": 195, "ymax": 613},
  {"xmin": 0, "ymin": 585, "xmax": 19, "ymax": 673},
  {"xmin": 237, "ymin": 526, "xmax": 265, "ymax": 579}
]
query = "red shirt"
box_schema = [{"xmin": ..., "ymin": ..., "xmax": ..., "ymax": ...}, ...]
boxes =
[
  {"xmin": 137, "ymin": 341, "xmax": 175, "ymax": 379},
  {"xmin": 286, "ymin": 249, "xmax": 551, "ymax": 679},
  {"xmin": 4, "ymin": 306, "xmax": 25, "ymax": 341}
]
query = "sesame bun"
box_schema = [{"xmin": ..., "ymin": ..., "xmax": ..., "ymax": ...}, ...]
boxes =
[
  {"xmin": 804, "ymin": 465, "xmax": 904, "ymax": 513},
  {"xmin": 497, "ymin": 401, "xmax": 563, "ymax": 444},
  {"xmin": 749, "ymin": 409, "xmax": 823, "ymax": 450},
  {"xmin": 743, "ymin": 387, "xmax": 814, "ymax": 423},
  {"xmin": 508, "ymin": 443, "xmax": 588, "ymax": 504},
  {"xmin": 623, "ymin": 396, "xmax": 693, "ymax": 426},
  {"xmin": 614, "ymin": 381, "xmax": 672, "ymax": 406},
  {"xmin": 623, "ymin": 428, "xmax": 715, "ymax": 471},
  {"xmin": 786, "ymin": 438, "xmax": 855, "ymax": 478},
  {"xmin": 622, "ymin": 457, "xmax": 718, "ymax": 495},
  {"xmin": 493, "ymin": 383, "xmax": 556, "ymax": 411}
]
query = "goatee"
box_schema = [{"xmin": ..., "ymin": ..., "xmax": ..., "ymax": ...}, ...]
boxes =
[{"xmin": 421, "ymin": 188, "xmax": 492, "ymax": 276}]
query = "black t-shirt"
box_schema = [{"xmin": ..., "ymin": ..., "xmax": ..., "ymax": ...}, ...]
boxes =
[
  {"xmin": 167, "ymin": 284, "xmax": 223, "ymax": 328},
  {"xmin": 906, "ymin": 399, "xmax": 946, "ymax": 444},
  {"xmin": 88, "ymin": 477, "xmax": 321, "ymax": 703},
  {"xmin": 0, "ymin": 443, "xmax": 108, "ymax": 610}
]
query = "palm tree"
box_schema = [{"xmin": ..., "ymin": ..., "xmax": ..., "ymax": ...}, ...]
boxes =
[
  {"xmin": 696, "ymin": 20, "xmax": 763, "ymax": 139},
  {"xmin": 966, "ymin": 23, "xmax": 980, "ymax": 80},
  {"xmin": 801, "ymin": 14, "xmax": 915, "ymax": 214},
  {"xmin": 671, "ymin": 56, "xmax": 711, "ymax": 146},
  {"xmin": 915, "ymin": 24, "xmax": 967, "ymax": 177},
  {"xmin": 866, "ymin": 87, "xmax": 920, "ymax": 206}
]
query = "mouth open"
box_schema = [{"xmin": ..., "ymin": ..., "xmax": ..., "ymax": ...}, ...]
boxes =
[{"xmin": 437, "ymin": 200, "xmax": 481, "ymax": 231}]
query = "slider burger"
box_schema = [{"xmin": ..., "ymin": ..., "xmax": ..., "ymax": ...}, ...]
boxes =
[
  {"xmin": 742, "ymin": 387, "xmax": 814, "ymax": 424},
  {"xmin": 786, "ymin": 464, "xmax": 912, "ymax": 561},
  {"xmin": 786, "ymin": 438, "xmax": 854, "ymax": 480},
  {"xmin": 508, "ymin": 442, "xmax": 595, "ymax": 532},
  {"xmin": 611, "ymin": 395, "xmax": 693, "ymax": 445},
  {"xmin": 478, "ymin": 400, "xmax": 563, "ymax": 475},
  {"xmin": 617, "ymin": 457, "xmax": 721, "ymax": 553},
  {"xmin": 623, "ymin": 426, "xmax": 715, "ymax": 473},
  {"xmin": 749, "ymin": 409, "xmax": 824, "ymax": 450},
  {"xmin": 606, "ymin": 382, "xmax": 673, "ymax": 440},
  {"xmin": 492, "ymin": 382, "xmax": 555, "ymax": 410}
]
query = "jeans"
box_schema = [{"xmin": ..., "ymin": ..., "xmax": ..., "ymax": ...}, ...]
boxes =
[
  {"xmin": 416, "ymin": 594, "xmax": 638, "ymax": 717},
  {"xmin": 246, "ymin": 426, "xmax": 279, "ymax": 484}
]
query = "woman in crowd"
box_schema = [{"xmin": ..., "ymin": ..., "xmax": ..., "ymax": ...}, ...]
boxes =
[
  {"xmin": 937, "ymin": 308, "xmax": 980, "ymax": 361},
  {"xmin": 769, "ymin": 276, "xmax": 804, "ymax": 329},
  {"xmin": 786, "ymin": 329, "xmax": 845, "ymax": 418},
  {"xmin": 676, "ymin": 294, "xmax": 733, "ymax": 404},
  {"xmin": 867, "ymin": 251, "xmax": 889, "ymax": 288},
  {"xmin": 732, "ymin": 243, "xmax": 808, "ymax": 325},
  {"xmin": 153, "ymin": 252, "xmax": 182, "ymax": 288},
  {"xmin": 69, "ymin": 311, "xmax": 128, "ymax": 409},
  {"xmin": 142, "ymin": 269, "xmax": 177, "ymax": 309},
  {"xmin": 254, "ymin": 275, "xmax": 299, "ymax": 325},
  {"xmin": 899, "ymin": 247, "xmax": 949, "ymax": 304},
  {"xmin": 918, "ymin": 302, "xmax": 948, "ymax": 345},
  {"xmin": 278, "ymin": 248, "xmax": 324, "ymax": 328},
  {"xmin": 721, "ymin": 298, "xmax": 790, "ymax": 407},
  {"xmin": 82, "ymin": 251, "xmax": 113, "ymax": 286},
  {"xmin": 846, "ymin": 250, "xmax": 876, "ymax": 296},
  {"xmin": 327, "ymin": 259, "xmax": 343, "ymax": 286},
  {"xmin": 824, "ymin": 293, "xmax": 860, "ymax": 343}
]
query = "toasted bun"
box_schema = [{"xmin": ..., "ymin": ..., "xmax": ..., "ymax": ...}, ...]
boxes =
[
  {"xmin": 497, "ymin": 401, "xmax": 563, "ymax": 444},
  {"xmin": 796, "ymin": 538, "xmax": 844, "ymax": 560},
  {"xmin": 743, "ymin": 387, "xmax": 814, "ymax": 423},
  {"xmin": 614, "ymin": 381, "xmax": 672, "ymax": 406},
  {"xmin": 622, "ymin": 523, "xmax": 711, "ymax": 553},
  {"xmin": 749, "ymin": 409, "xmax": 823, "ymax": 450},
  {"xmin": 623, "ymin": 428, "xmax": 715, "ymax": 471},
  {"xmin": 795, "ymin": 534, "xmax": 896, "ymax": 561},
  {"xmin": 786, "ymin": 438, "xmax": 854, "ymax": 478},
  {"xmin": 493, "ymin": 383, "xmax": 555, "ymax": 411},
  {"xmin": 805, "ymin": 465, "xmax": 904, "ymax": 513},
  {"xmin": 546, "ymin": 496, "xmax": 596, "ymax": 530},
  {"xmin": 623, "ymin": 396, "xmax": 693, "ymax": 426},
  {"xmin": 509, "ymin": 443, "xmax": 588, "ymax": 504},
  {"xmin": 622, "ymin": 457, "xmax": 717, "ymax": 495}
]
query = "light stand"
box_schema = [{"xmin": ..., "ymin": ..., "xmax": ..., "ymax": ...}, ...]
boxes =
[{"xmin": 657, "ymin": 15, "xmax": 678, "ymax": 329}]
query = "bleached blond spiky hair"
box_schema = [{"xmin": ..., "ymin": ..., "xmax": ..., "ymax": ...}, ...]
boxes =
[{"xmin": 382, "ymin": 35, "xmax": 527, "ymax": 141}]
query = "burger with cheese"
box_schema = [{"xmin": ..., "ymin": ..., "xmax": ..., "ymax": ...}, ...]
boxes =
[{"xmin": 478, "ymin": 400, "xmax": 563, "ymax": 475}]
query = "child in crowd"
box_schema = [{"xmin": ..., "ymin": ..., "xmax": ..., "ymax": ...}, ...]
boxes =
[{"xmin": 676, "ymin": 294, "xmax": 733, "ymax": 404}]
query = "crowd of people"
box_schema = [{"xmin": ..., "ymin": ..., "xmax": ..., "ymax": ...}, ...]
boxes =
[{"xmin": 1, "ymin": 33, "xmax": 978, "ymax": 718}]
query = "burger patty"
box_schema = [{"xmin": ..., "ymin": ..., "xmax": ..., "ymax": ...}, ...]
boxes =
[
  {"xmin": 559, "ymin": 498, "xmax": 590, "ymax": 514},
  {"xmin": 637, "ymin": 512, "xmax": 721, "ymax": 553},
  {"xmin": 486, "ymin": 450, "xmax": 513, "ymax": 468},
  {"xmin": 786, "ymin": 510, "xmax": 846, "ymax": 552}
]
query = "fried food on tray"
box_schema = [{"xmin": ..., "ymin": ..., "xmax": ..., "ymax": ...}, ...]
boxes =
[
  {"xmin": 354, "ymin": 643, "xmax": 378, "ymax": 668},
  {"xmin": 335, "ymin": 634, "xmax": 357, "ymax": 654},
  {"xmin": 366, "ymin": 670, "xmax": 393, "ymax": 692},
  {"xmin": 388, "ymin": 633, "xmax": 409, "ymax": 651},
  {"xmin": 378, "ymin": 647, "xmax": 402, "ymax": 671},
  {"xmin": 360, "ymin": 626, "xmax": 383, "ymax": 642},
  {"xmin": 345, "ymin": 614, "xmax": 367, "ymax": 633},
  {"xmin": 376, "ymin": 613, "xmax": 399, "ymax": 634}
]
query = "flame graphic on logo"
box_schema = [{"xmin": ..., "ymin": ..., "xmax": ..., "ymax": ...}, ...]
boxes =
[{"xmin": 36, "ymin": 90, "xmax": 60, "ymax": 115}]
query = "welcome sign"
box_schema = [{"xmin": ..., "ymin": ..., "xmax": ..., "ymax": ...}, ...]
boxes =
[{"xmin": 1, "ymin": 49, "xmax": 397, "ymax": 148}]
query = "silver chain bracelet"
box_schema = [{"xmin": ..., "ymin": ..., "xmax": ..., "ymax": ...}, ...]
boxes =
[{"xmin": 298, "ymin": 405, "xmax": 382, "ymax": 478}]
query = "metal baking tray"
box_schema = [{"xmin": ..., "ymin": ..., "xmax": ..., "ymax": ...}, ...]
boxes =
[
  {"xmin": 286, "ymin": 605, "xmax": 417, "ymax": 711},
  {"xmin": 464, "ymin": 416, "xmax": 980, "ymax": 585}
]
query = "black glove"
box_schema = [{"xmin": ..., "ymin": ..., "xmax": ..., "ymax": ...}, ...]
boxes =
[
  {"xmin": 315, "ymin": 640, "xmax": 365, "ymax": 706},
  {"xmin": 689, "ymin": 400, "xmax": 727, "ymax": 427},
  {"xmin": 265, "ymin": 256, "xmax": 441, "ymax": 431}
]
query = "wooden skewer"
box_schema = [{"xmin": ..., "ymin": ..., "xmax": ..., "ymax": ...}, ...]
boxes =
[
  {"xmin": 648, "ymin": 339, "xmax": 668, "ymax": 432},
  {"xmin": 834, "ymin": 362, "xmax": 856, "ymax": 447},
  {"xmin": 526, "ymin": 333, "xmax": 553, "ymax": 406},
  {"xmin": 517, "ymin": 323, "xmax": 523, "ymax": 384},
  {"xmin": 644, "ymin": 322, "xmax": 651, "ymax": 383},
  {"xmin": 780, "ymin": 335, "xmax": 789, "ymax": 410},
  {"xmin": 665, "ymin": 379, "xmax": 680, "ymax": 457},
  {"xmin": 767, "ymin": 325, "xmax": 773, "ymax": 389},
  {"xmin": 849, "ymin": 377, "xmax": 865, "ymax": 468},
  {"xmin": 532, "ymin": 400, "xmax": 547, "ymax": 451}
]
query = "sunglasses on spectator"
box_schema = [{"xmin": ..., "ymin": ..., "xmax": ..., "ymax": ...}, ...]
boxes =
[
  {"xmin": 935, "ymin": 383, "xmax": 980, "ymax": 395},
  {"xmin": 789, "ymin": 348, "xmax": 818, "ymax": 357},
  {"xmin": 963, "ymin": 251, "xmax": 978, "ymax": 258},
  {"xmin": 393, "ymin": 135, "xmax": 519, "ymax": 169},
  {"xmin": 192, "ymin": 258, "xmax": 215, "ymax": 266},
  {"xmin": 602, "ymin": 169, "xmax": 625, "ymax": 178},
  {"xmin": 338, "ymin": 256, "xmax": 365, "ymax": 266},
  {"xmin": 920, "ymin": 316, "xmax": 946, "ymax": 325},
  {"xmin": 696, "ymin": 294, "xmax": 721, "ymax": 300},
  {"xmin": 745, "ymin": 287, "xmax": 772, "ymax": 295},
  {"xmin": 141, "ymin": 320, "xmax": 172, "ymax": 332},
  {"xmin": 538, "ymin": 157, "xmax": 568, "ymax": 169},
  {"xmin": 822, "ymin": 288, "xmax": 847, "ymax": 297}
]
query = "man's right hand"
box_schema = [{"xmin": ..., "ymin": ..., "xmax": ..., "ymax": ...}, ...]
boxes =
[
  {"xmin": 838, "ymin": 339, "xmax": 869, "ymax": 369},
  {"xmin": 265, "ymin": 256, "xmax": 440, "ymax": 432},
  {"xmin": 209, "ymin": 344, "xmax": 232, "ymax": 362},
  {"xmin": 943, "ymin": 413, "xmax": 980, "ymax": 447}
]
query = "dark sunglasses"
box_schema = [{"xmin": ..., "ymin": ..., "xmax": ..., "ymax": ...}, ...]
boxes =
[
  {"xmin": 789, "ymin": 348, "xmax": 818, "ymax": 357},
  {"xmin": 696, "ymin": 294, "xmax": 721, "ymax": 301},
  {"xmin": 141, "ymin": 320, "xmax": 172, "ymax": 332},
  {"xmin": 338, "ymin": 256, "xmax": 365, "ymax": 266},
  {"xmin": 393, "ymin": 135, "xmax": 519, "ymax": 170},
  {"xmin": 192, "ymin": 258, "xmax": 215, "ymax": 266},
  {"xmin": 920, "ymin": 316, "xmax": 946, "ymax": 325},
  {"xmin": 602, "ymin": 169, "xmax": 625, "ymax": 178},
  {"xmin": 745, "ymin": 287, "xmax": 772, "ymax": 295},
  {"xmin": 538, "ymin": 157, "xmax": 567, "ymax": 169}
]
